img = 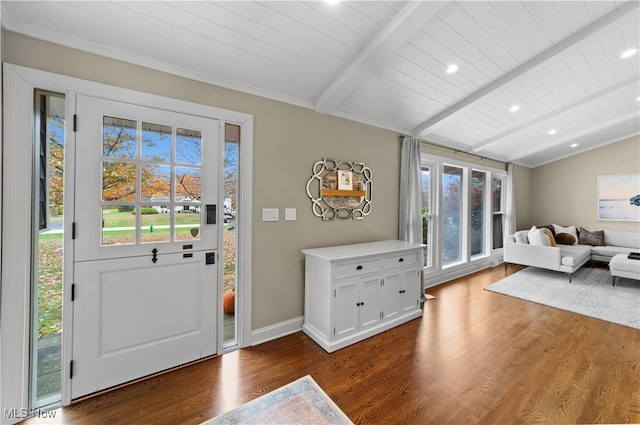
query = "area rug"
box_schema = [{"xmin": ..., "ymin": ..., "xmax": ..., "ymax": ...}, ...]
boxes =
[
  {"xmin": 486, "ymin": 266, "xmax": 640, "ymax": 330},
  {"xmin": 200, "ymin": 375, "xmax": 353, "ymax": 425}
]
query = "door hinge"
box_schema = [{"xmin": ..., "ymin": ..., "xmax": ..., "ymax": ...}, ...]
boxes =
[
  {"xmin": 380, "ymin": 279, "xmax": 384, "ymax": 286},
  {"xmin": 69, "ymin": 360, "xmax": 74, "ymax": 379},
  {"xmin": 380, "ymin": 311, "xmax": 383, "ymax": 319},
  {"xmin": 333, "ymin": 327, "xmax": 336, "ymax": 335},
  {"xmin": 73, "ymin": 114, "xmax": 77, "ymax": 132},
  {"xmin": 333, "ymin": 289, "xmax": 336, "ymax": 298},
  {"xmin": 72, "ymin": 222, "xmax": 76, "ymax": 239},
  {"xmin": 71, "ymin": 283, "xmax": 76, "ymax": 301}
]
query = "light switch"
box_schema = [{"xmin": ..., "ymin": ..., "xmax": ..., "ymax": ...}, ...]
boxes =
[
  {"xmin": 262, "ymin": 208, "xmax": 279, "ymax": 222},
  {"xmin": 285, "ymin": 208, "xmax": 296, "ymax": 221}
]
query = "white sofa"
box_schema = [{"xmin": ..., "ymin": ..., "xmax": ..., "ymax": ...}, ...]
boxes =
[{"xmin": 504, "ymin": 227, "xmax": 640, "ymax": 282}]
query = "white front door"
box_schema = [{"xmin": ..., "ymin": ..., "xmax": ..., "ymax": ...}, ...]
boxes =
[{"xmin": 71, "ymin": 95, "xmax": 220, "ymax": 399}]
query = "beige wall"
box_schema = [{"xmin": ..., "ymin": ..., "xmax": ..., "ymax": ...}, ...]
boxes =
[
  {"xmin": 1, "ymin": 31, "xmax": 400, "ymax": 330},
  {"xmin": 531, "ymin": 135, "xmax": 640, "ymax": 232}
]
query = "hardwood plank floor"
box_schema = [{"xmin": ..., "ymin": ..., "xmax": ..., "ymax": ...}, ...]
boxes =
[{"xmin": 22, "ymin": 265, "xmax": 640, "ymax": 424}]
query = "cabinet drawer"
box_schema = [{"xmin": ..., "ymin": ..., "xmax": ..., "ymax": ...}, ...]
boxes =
[
  {"xmin": 382, "ymin": 251, "xmax": 419, "ymax": 269},
  {"xmin": 333, "ymin": 258, "xmax": 381, "ymax": 278}
]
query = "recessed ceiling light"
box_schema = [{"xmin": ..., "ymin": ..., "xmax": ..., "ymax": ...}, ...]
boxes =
[
  {"xmin": 509, "ymin": 105, "xmax": 520, "ymax": 112},
  {"xmin": 570, "ymin": 143, "xmax": 578, "ymax": 148},
  {"xmin": 446, "ymin": 64, "xmax": 459, "ymax": 74},
  {"xmin": 548, "ymin": 129, "xmax": 557, "ymax": 135},
  {"xmin": 621, "ymin": 48, "xmax": 638, "ymax": 58}
]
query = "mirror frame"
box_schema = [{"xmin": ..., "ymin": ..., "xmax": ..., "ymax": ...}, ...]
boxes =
[{"xmin": 305, "ymin": 158, "xmax": 372, "ymax": 220}]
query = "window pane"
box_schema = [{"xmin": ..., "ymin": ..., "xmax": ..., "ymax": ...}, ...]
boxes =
[
  {"xmin": 103, "ymin": 117, "xmax": 136, "ymax": 158},
  {"xmin": 443, "ymin": 165, "xmax": 463, "ymax": 265},
  {"xmin": 492, "ymin": 178, "xmax": 502, "ymax": 212},
  {"xmin": 175, "ymin": 167, "xmax": 201, "ymax": 201},
  {"xmin": 421, "ymin": 167, "xmax": 431, "ymax": 267},
  {"xmin": 142, "ymin": 122, "xmax": 172, "ymax": 162},
  {"xmin": 102, "ymin": 161, "xmax": 136, "ymax": 202},
  {"xmin": 141, "ymin": 211, "xmax": 170, "ymax": 243},
  {"xmin": 102, "ymin": 206, "xmax": 135, "ymax": 245},
  {"xmin": 492, "ymin": 178, "xmax": 504, "ymax": 249},
  {"xmin": 471, "ymin": 170, "xmax": 486, "ymax": 257},
  {"xmin": 176, "ymin": 128, "xmax": 202, "ymax": 165},
  {"xmin": 175, "ymin": 210, "xmax": 201, "ymax": 241},
  {"xmin": 141, "ymin": 164, "xmax": 171, "ymax": 201}
]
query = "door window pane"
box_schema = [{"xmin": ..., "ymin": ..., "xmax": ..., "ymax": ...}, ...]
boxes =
[
  {"xmin": 471, "ymin": 170, "xmax": 486, "ymax": 257},
  {"xmin": 102, "ymin": 161, "xmax": 136, "ymax": 202},
  {"xmin": 141, "ymin": 164, "xmax": 171, "ymax": 201},
  {"xmin": 142, "ymin": 122, "xmax": 172, "ymax": 162},
  {"xmin": 103, "ymin": 117, "xmax": 136, "ymax": 158},
  {"xmin": 175, "ymin": 167, "xmax": 202, "ymax": 201},
  {"xmin": 102, "ymin": 206, "xmax": 136, "ymax": 245},
  {"xmin": 175, "ymin": 210, "xmax": 201, "ymax": 241},
  {"xmin": 141, "ymin": 211, "xmax": 170, "ymax": 243},
  {"xmin": 176, "ymin": 128, "xmax": 202, "ymax": 165},
  {"xmin": 442, "ymin": 165, "xmax": 463, "ymax": 266}
]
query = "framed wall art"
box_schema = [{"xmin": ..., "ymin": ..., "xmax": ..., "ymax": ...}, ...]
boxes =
[{"xmin": 597, "ymin": 174, "xmax": 640, "ymax": 222}]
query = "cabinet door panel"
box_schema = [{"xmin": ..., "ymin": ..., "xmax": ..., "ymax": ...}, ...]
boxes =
[
  {"xmin": 359, "ymin": 275, "xmax": 381, "ymax": 330},
  {"xmin": 381, "ymin": 271, "xmax": 401, "ymax": 320},
  {"xmin": 401, "ymin": 268, "xmax": 421, "ymax": 313},
  {"xmin": 334, "ymin": 279, "xmax": 359, "ymax": 339}
]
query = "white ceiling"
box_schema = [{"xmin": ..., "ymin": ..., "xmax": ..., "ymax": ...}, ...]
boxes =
[{"xmin": 2, "ymin": 1, "xmax": 639, "ymax": 167}]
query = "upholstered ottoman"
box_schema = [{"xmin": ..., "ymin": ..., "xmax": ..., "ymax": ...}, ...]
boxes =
[{"xmin": 609, "ymin": 253, "xmax": 640, "ymax": 286}]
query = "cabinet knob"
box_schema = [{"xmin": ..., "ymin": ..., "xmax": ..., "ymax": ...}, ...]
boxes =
[
  {"xmin": 356, "ymin": 265, "xmax": 363, "ymax": 270},
  {"xmin": 399, "ymin": 258, "xmax": 404, "ymax": 262}
]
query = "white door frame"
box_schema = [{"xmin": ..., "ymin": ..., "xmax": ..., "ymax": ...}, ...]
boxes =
[{"xmin": 1, "ymin": 63, "xmax": 253, "ymax": 416}]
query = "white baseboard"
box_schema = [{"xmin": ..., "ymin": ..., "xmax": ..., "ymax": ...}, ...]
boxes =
[{"xmin": 251, "ymin": 316, "xmax": 304, "ymax": 346}]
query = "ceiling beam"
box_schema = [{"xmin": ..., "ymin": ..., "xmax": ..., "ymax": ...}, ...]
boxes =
[
  {"xmin": 471, "ymin": 76, "xmax": 640, "ymax": 153},
  {"xmin": 314, "ymin": 1, "xmax": 447, "ymax": 114},
  {"xmin": 411, "ymin": 1, "xmax": 640, "ymax": 138}
]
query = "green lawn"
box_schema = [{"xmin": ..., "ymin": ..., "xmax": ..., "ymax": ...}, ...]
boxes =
[{"xmin": 103, "ymin": 210, "xmax": 201, "ymax": 227}]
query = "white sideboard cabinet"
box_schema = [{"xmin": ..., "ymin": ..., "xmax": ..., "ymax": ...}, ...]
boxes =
[{"xmin": 301, "ymin": 240, "xmax": 425, "ymax": 353}]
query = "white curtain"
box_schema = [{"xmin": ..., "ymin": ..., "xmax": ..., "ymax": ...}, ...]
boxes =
[
  {"xmin": 504, "ymin": 162, "xmax": 517, "ymax": 238},
  {"xmin": 398, "ymin": 136, "xmax": 422, "ymax": 244}
]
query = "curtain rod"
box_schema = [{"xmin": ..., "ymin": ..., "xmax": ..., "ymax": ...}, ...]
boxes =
[{"xmin": 400, "ymin": 135, "xmax": 509, "ymax": 167}]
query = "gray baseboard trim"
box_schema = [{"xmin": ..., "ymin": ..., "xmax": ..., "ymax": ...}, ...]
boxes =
[{"xmin": 251, "ymin": 316, "xmax": 304, "ymax": 346}]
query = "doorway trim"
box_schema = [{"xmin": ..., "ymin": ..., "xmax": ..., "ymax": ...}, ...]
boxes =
[{"xmin": 1, "ymin": 63, "xmax": 253, "ymax": 416}]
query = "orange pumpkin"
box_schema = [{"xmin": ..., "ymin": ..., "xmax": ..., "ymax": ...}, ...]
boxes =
[{"xmin": 223, "ymin": 289, "xmax": 235, "ymax": 314}]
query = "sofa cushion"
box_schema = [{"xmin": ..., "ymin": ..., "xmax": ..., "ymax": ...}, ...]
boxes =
[
  {"xmin": 555, "ymin": 233, "xmax": 577, "ymax": 245},
  {"xmin": 578, "ymin": 227, "xmax": 605, "ymax": 246},
  {"xmin": 560, "ymin": 245, "xmax": 592, "ymax": 266},
  {"xmin": 552, "ymin": 224, "xmax": 578, "ymax": 245},
  {"xmin": 591, "ymin": 245, "xmax": 637, "ymax": 258},
  {"xmin": 604, "ymin": 231, "xmax": 640, "ymax": 249},
  {"xmin": 609, "ymin": 254, "xmax": 640, "ymax": 274},
  {"xmin": 514, "ymin": 230, "xmax": 529, "ymax": 244}
]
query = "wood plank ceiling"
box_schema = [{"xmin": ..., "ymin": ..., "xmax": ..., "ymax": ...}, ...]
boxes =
[{"xmin": 2, "ymin": 1, "xmax": 639, "ymax": 167}]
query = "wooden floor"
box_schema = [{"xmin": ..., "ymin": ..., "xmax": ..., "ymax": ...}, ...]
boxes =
[{"xmin": 23, "ymin": 265, "xmax": 640, "ymax": 425}]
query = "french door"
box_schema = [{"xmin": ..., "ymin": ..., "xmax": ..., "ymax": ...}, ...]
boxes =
[{"xmin": 71, "ymin": 95, "xmax": 220, "ymax": 399}]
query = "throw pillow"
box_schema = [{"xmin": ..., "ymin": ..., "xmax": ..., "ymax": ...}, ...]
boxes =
[
  {"xmin": 529, "ymin": 229, "xmax": 552, "ymax": 246},
  {"xmin": 514, "ymin": 230, "xmax": 529, "ymax": 244},
  {"xmin": 555, "ymin": 233, "xmax": 577, "ymax": 245},
  {"xmin": 578, "ymin": 227, "xmax": 605, "ymax": 246},
  {"xmin": 552, "ymin": 224, "xmax": 578, "ymax": 244},
  {"xmin": 539, "ymin": 227, "xmax": 556, "ymax": 247}
]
